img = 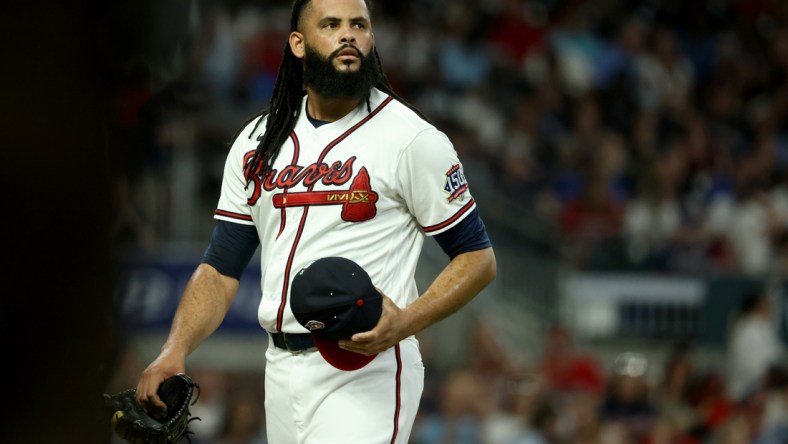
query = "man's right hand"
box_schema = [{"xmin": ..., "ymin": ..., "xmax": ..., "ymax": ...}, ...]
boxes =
[{"xmin": 135, "ymin": 351, "xmax": 186, "ymax": 418}]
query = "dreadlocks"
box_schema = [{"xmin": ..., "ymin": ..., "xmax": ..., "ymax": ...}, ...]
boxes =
[{"xmin": 244, "ymin": 0, "xmax": 428, "ymax": 186}]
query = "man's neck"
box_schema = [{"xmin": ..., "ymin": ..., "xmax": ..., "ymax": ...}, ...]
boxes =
[{"xmin": 305, "ymin": 89, "xmax": 363, "ymax": 122}]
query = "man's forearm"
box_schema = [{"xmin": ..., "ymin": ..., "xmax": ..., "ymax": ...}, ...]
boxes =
[
  {"xmin": 160, "ymin": 263, "xmax": 240, "ymax": 358},
  {"xmin": 402, "ymin": 247, "xmax": 496, "ymax": 337}
]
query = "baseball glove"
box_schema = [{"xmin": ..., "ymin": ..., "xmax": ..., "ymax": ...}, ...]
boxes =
[{"xmin": 104, "ymin": 373, "xmax": 201, "ymax": 444}]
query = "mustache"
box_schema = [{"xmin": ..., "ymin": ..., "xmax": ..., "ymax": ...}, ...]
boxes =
[{"xmin": 330, "ymin": 44, "xmax": 363, "ymax": 59}]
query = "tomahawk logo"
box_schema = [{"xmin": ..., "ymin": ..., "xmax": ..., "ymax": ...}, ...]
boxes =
[{"xmin": 273, "ymin": 167, "xmax": 378, "ymax": 222}]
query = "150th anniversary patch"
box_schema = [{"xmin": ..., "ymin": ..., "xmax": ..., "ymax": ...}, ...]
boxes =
[{"xmin": 444, "ymin": 164, "xmax": 468, "ymax": 202}]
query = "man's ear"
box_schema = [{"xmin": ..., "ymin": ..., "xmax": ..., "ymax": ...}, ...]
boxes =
[{"xmin": 290, "ymin": 31, "xmax": 305, "ymax": 59}]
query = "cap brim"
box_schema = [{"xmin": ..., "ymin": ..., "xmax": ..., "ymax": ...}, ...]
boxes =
[{"xmin": 312, "ymin": 335, "xmax": 378, "ymax": 371}]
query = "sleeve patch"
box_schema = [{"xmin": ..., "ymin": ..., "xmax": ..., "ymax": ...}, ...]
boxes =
[{"xmin": 444, "ymin": 164, "xmax": 468, "ymax": 203}]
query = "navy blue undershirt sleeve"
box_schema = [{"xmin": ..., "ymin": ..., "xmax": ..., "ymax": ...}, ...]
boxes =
[
  {"xmin": 201, "ymin": 220, "xmax": 260, "ymax": 280},
  {"xmin": 433, "ymin": 207, "xmax": 492, "ymax": 259}
]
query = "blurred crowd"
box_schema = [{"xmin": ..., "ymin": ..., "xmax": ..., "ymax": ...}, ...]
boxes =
[
  {"xmin": 406, "ymin": 313, "xmax": 786, "ymax": 444},
  {"xmin": 108, "ymin": 290, "xmax": 786, "ymax": 444},
  {"xmin": 106, "ymin": 0, "xmax": 788, "ymax": 279},
  {"xmin": 101, "ymin": 0, "xmax": 788, "ymax": 443}
]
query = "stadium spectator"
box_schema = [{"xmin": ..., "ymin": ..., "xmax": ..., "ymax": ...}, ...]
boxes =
[
  {"xmin": 725, "ymin": 290, "xmax": 785, "ymax": 403},
  {"xmin": 600, "ymin": 352, "xmax": 658, "ymax": 442},
  {"xmin": 537, "ymin": 325, "xmax": 606, "ymax": 396},
  {"xmin": 217, "ymin": 390, "xmax": 267, "ymax": 444},
  {"xmin": 410, "ymin": 370, "xmax": 485, "ymax": 444},
  {"xmin": 652, "ymin": 343, "xmax": 701, "ymax": 442}
]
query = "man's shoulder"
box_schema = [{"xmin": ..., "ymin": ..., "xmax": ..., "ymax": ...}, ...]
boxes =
[
  {"xmin": 230, "ymin": 112, "xmax": 266, "ymax": 146},
  {"xmin": 218, "ymin": 113, "xmax": 265, "ymax": 163},
  {"xmin": 371, "ymin": 88, "xmax": 435, "ymax": 135}
]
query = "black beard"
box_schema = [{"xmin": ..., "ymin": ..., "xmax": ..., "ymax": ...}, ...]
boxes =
[{"xmin": 302, "ymin": 44, "xmax": 381, "ymax": 99}]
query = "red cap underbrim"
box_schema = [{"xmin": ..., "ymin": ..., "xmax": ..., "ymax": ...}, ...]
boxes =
[{"xmin": 312, "ymin": 335, "xmax": 378, "ymax": 371}]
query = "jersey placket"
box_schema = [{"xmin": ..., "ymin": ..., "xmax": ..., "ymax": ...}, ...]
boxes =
[{"xmin": 272, "ymin": 98, "xmax": 394, "ymax": 332}]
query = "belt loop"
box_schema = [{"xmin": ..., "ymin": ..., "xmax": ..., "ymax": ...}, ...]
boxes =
[
  {"xmin": 283, "ymin": 333, "xmax": 294, "ymax": 352},
  {"xmin": 268, "ymin": 332, "xmax": 277, "ymax": 351}
]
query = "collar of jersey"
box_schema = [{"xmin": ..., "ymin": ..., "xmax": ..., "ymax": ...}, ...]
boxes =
[{"xmin": 301, "ymin": 90, "xmax": 382, "ymax": 133}]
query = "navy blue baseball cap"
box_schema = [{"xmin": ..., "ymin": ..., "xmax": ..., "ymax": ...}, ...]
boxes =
[{"xmin": 290, "ymin": 257, "xmax": 383, "ymax": 371}]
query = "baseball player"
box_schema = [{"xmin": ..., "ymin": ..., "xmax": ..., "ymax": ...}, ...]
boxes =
[{"xmin": 135, "ymin": 0, "xmax": 497, "ymax": 442}]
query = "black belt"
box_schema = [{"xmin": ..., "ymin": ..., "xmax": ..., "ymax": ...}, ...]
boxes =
[{"xmin": 270, "ymin": 332, "xmax": 316, "ymax": 352}]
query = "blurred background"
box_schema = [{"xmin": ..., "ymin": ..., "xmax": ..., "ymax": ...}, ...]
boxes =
[{"xmin": 96, "ymin": 0, "xmax": 788, "ymax": 442}]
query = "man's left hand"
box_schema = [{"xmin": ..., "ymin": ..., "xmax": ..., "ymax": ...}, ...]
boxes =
[{"xmin": 338, "ymin": 293, "xmax": 408, "ymax": 355}]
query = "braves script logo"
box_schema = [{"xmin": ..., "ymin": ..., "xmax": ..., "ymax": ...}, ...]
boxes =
[
  {"xmin": 444, "ymin": 164, "xmax": 468, "ymax": 202},
  {"xmin": 244, "ymin": 151, "xmax": 378, "ymax": 222}
]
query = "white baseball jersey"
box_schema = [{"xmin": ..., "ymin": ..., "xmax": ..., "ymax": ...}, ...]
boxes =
[
  {"xmin": 214, "ymin": 87, "xmax": 477, "ymax": 335},
  {"xmin": 213, "ymin": 88, "xmax": 476, "ymax": 442}
]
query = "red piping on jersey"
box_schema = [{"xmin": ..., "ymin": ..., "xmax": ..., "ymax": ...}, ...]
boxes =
[
  {"xmin": 214, "ymin": 209, "xmax": 253, "ymax": 222},
  {"xmin": 277, "ymin": 132, "xmax": 300, "ymax": 239},
  {"xmin": 390, "ymin": 344, "xmax": 402, "ymax": 444},
  {"xmin": 275, "ymin": 96, "xmax": 394, "ymax": 331},
  {"xmin": 421, "ymin": 198, "xmax": 476, "ymax": 233},
  {"xmin": 277, "ymin": 205, "xmax": 312, "ymax": 330},
  {"xmin": 277, "ymin": 202, "xmax": 286, "ymax": 238}
]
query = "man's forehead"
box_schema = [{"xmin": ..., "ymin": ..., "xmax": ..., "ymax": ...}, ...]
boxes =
[{"xmin": 302, "ymin": 0, "xmax": 370, "ymax": 22}]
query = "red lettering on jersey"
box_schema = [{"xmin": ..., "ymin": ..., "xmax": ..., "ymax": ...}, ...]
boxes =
[
  {"xmin": 325, "ymin": 160, "xmax": 354, "ymax": 185},
  {"xmin": 276, "ymin": 165, "xmax": 300, "ymax": 188},
  {"xmin": 300, "ymin": 164, "xmax": 320, "ymax": 187},
  {"xmin": 243, "ymin": 150, "xmax": 264, "ymax": 206},
  {"xmin": 262, "ymin": 157, "xmax": 356, "ymax": 192},
  {"xmin": 244, "ymin": 154, "xmax": 359, "ymax": 206}
]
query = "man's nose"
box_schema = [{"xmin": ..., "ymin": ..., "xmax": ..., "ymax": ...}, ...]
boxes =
[{"xmin": 340, "ymin": 27, "xmax": 356, "ymax": 44}]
